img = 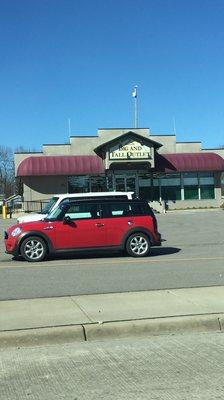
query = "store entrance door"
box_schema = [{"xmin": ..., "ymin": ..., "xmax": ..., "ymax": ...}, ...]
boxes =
[{"xmin": 114, "ymin": 173, "xmax": 138, "ymax": 195}]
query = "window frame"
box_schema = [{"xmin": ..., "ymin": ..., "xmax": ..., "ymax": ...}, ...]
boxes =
[
  {"xmin": 63, "ymin": 202, "xmax": 100, "ymax": 221},
  {"xmin": 100, "ymin": 201, "xmax": 149, "ymax": 219}
]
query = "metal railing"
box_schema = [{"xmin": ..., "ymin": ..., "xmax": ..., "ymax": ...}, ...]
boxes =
[{"xmin": 23, "ymin": 200, "xmax": 50, "ymax": 213}]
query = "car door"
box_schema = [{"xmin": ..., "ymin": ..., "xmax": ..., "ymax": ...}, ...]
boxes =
[
  {"xmin": 100, "ymin": 201, "xmax": 136, "ymax": 246},
  {"xmin": 52, "ymin": 202, "xmax": 107, "ymax": 250}
]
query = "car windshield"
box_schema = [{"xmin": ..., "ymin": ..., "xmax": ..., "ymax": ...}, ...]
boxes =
[
  {"xmin": 44, "ymin": 203, "xmax": 67, "ymax": 221},
  {"xmin": 41, "ymin": 197, "xmax": 59, "ymax": 214}
]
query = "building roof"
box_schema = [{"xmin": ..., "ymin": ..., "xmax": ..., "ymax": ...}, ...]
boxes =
[
  {"xmin": 16, "ymin": 155, "xmax": 105, "ymax": 177},
  {"xmin": 156, "ymin": 152, "xmax": 224, "ymax": 172},
  {"xmin": 94, "ymin": 131, "xmax": 162, "ymax": 156}
]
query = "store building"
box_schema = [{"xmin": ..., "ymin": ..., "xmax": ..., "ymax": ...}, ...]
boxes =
[{"xmin": 15, "ymin": 128, "xmax": 224, "ymax": 209}]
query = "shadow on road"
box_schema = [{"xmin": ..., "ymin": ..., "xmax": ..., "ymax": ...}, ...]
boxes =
[
  {"xmin": 151, "ymin": 247, "xmax": 181, "ymax": 257},
  {"xmin": 9, "ymin": 246, "xmax": 181, "ymax": 263}
]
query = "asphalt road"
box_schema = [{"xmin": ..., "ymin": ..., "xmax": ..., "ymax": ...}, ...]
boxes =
[
  {"xmin": 1, "ymin": 332, "xmax": 224, "ymax": 399},
  {"xmin": 0, "ymin": 209, "xmax": 224, "ymax": 300}
]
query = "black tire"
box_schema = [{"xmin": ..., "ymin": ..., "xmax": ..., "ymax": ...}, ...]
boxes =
[
  {"xmin": 20, "ymin": 236, "xmax": 47, "ymax": 262},
  {"xmin": 126, "ymin": 232, "xmax": 151, "ymax": 257}
]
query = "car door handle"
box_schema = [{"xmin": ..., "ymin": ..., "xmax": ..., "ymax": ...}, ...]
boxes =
[{"xmin": 95, "ymin": 223, "xmax": 104, "ymax": 227}]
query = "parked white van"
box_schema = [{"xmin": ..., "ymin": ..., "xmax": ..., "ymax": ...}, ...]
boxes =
[{"xmin": 17, "ymin": 192, "xmax": 134, "ymax": 223}]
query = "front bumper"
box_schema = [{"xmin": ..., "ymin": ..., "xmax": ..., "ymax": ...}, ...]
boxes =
[{"xmin": 4, "ymin": 232, "xmax": 19, "ymax": 256}]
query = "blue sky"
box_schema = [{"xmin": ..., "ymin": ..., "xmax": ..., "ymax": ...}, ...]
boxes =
[{"xmin": 0, "ymin": 0, "xmax": 224, "ymax": 151}]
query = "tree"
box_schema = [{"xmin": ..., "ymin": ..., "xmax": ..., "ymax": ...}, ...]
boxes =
[
  {"xmin": 15, "ymin": 146, "xmax": 38, "ymax": 153},
  {"xmin": 0, "ymin": 146, "xmax": 15, "ymax": 198}
]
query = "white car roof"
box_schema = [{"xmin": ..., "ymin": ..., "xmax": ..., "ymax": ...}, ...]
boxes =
[{"xmin": 53, "ymin": 191, "xmax": 134, "ymax": 200}]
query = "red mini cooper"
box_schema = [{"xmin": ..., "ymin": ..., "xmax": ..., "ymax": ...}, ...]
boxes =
[{"xmin": 5, "ymin": 199, "xmax": 161, "ymax": 262}]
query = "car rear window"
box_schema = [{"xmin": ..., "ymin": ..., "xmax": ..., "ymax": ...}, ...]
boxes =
[{"xmin": 100, "ymin": 201, "xmax": 152, "ymax": 218}]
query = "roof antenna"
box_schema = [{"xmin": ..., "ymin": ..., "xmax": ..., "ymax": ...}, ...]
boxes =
[
  {"xmin": 173, "ymin": 116, "xmax": 176, "ymax": 136},
  {"xmin": 68, "ymin": 118, "xmax": 71, "ymax": 136}
]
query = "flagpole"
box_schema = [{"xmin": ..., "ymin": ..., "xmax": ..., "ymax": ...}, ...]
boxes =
[
  {"xmin": 135, "ymin": 91, "xmax": 138, "ymax": 128},
  {"xmin": 132, "ymin": 85, "xmax": 138, "ymax": 128}
]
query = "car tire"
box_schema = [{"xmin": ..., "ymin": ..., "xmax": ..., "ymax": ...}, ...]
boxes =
[
  {"xmin": 126, "ymin": 232, "xmax": 151, "ymax": 257},
  {"xmin": 20, "ymin": 236, "xmax": 47, "ymax": 262}
]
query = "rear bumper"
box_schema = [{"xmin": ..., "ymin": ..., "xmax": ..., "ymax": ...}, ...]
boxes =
[{"xmin": 152, "ymin": 232, "xmax": 162, "ymax": 246}]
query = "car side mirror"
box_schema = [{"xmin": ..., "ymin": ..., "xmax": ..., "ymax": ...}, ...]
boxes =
[{"xmin": 63, "ymin": 215, "xmax": 73, "ymax": 225}]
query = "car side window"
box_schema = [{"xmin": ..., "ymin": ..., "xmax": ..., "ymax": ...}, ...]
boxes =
[
  {"xmin": 64, "ymin": 203, "xmax": 99, "ymax": 220},
  {"xmin": 101, "ymin": 202, "xmax": 136, "ymax": 218}
]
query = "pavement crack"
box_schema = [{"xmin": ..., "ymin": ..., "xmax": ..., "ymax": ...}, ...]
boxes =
[
  {"xmin": 70, "ymin": 297, "xmax": 94, "ymax": 323},
  {"xmin": 81, "ymin": 324, "xmax": 87, "ymax": 341},
  {"xmin": 218, "ymin": 317, "xmax": 222, "ymax": 331}
]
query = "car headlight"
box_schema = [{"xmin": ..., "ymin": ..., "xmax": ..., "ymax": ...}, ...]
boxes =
[{"xmin": 11, "ymin": 227, "xmax": 22, "ymax": 237}]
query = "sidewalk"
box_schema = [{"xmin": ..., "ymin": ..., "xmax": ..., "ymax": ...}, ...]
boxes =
[{"xmin": 1, "ymin": 286, "xmax": 224, "ymax": 348}]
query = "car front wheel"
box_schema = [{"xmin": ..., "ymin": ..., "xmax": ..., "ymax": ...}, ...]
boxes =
[
  {"xmin": 126, "ymin": 233, "xmax": 151, "ymax": 257},
  {"xmin": 20, "ymin": 236, "xmax": 47, "ymax": 262}
]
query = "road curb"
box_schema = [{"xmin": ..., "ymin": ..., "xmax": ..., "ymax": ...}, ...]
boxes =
[
  {"xmin": 84, "ymin": 314, "xmax": 222, "ymax": 341},
  {"xmin": 0, "ymin": 314, "xmax": 223, "ymax": 349},
  {"xmin": 0, "ymin": 325, "xmax": 85, "ymax": 349}
]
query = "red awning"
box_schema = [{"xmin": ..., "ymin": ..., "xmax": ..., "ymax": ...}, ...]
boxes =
[
  {"xmin": 17, "ymin": 155, "xmax": 105, "ymax": 177},
  {"xmin": 16, "ymin": 152, "xmax": 224, "ymax": 177},
  {"xmin": 155, "ymin": 152, "xmax": 224, "ymax": 172}
]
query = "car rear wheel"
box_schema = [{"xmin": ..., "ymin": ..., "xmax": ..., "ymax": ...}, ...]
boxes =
[
  {"xmin": 20, "ymin": 236, "xmax": 47, "ymax": 262},
  {"xmin": 126, "ymin": 233, "xmax": 151, "ymax": 257}
]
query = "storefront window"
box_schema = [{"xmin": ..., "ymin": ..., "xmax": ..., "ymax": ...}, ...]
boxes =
[
  {"xmin": 184, "ymin": 186, "xmax": 198, "ymax": 200},
  {"xmin": 113, "ymin": 172, "xmax": 137, "ymax": 194},
  {"xmin": 199, "ymin": 172, "xmax": 214, "ymax": 185},
  {"xmin": 200, "ymin": 185, "xmax": 215, "ymax": 199},
  {"xmin": 126, "ymin": 176, "xmax": 137, "ymax": 192},
  {"xmin": 161, "ymin": 174, "xmax": 181, "ymax": 201},
  {"xmin": 68, "ymin": 175, "xmax": 111, "ymax": 193},
  {"xmin": 199, "ymin": 172, "xmax": 215, "ymax": 199},
  {"xmin": 90, "ymin": 175, "xmax": 107, "ymax": 192},
  {"xmin": 106, "ymin": 173, "xmax": 114, "ymax": 191},
  {"xmin": 152, "ymin": 178, "xmax": 160, "ymax": 201},
  {"xmin": 68, "ymin": 176, "xmax": 90, "ymax": 193},
  {"xmin": 183, "ymin": 173, "xmax": 199, "ymax": 200},
  {"xmin": 138, "ymin": 173, "xmax": 152, "ymax": 200},
  {"xmin": 115, "ymin": 177, "xmax": 126, "ymax": 191}
]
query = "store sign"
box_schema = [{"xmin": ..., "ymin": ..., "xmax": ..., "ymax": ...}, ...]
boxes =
[{"xmin": 109, "ymin": 140, "xmax": 152, "ymax": 160}]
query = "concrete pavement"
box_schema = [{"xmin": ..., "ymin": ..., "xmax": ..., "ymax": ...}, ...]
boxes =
[
  {"xmin": 2, "ymin": 332, "xmax": 224, "ymax": 400},
  {"xmin": 1, "ymin": 286, "xmax": 224, "ymax": 347}
]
